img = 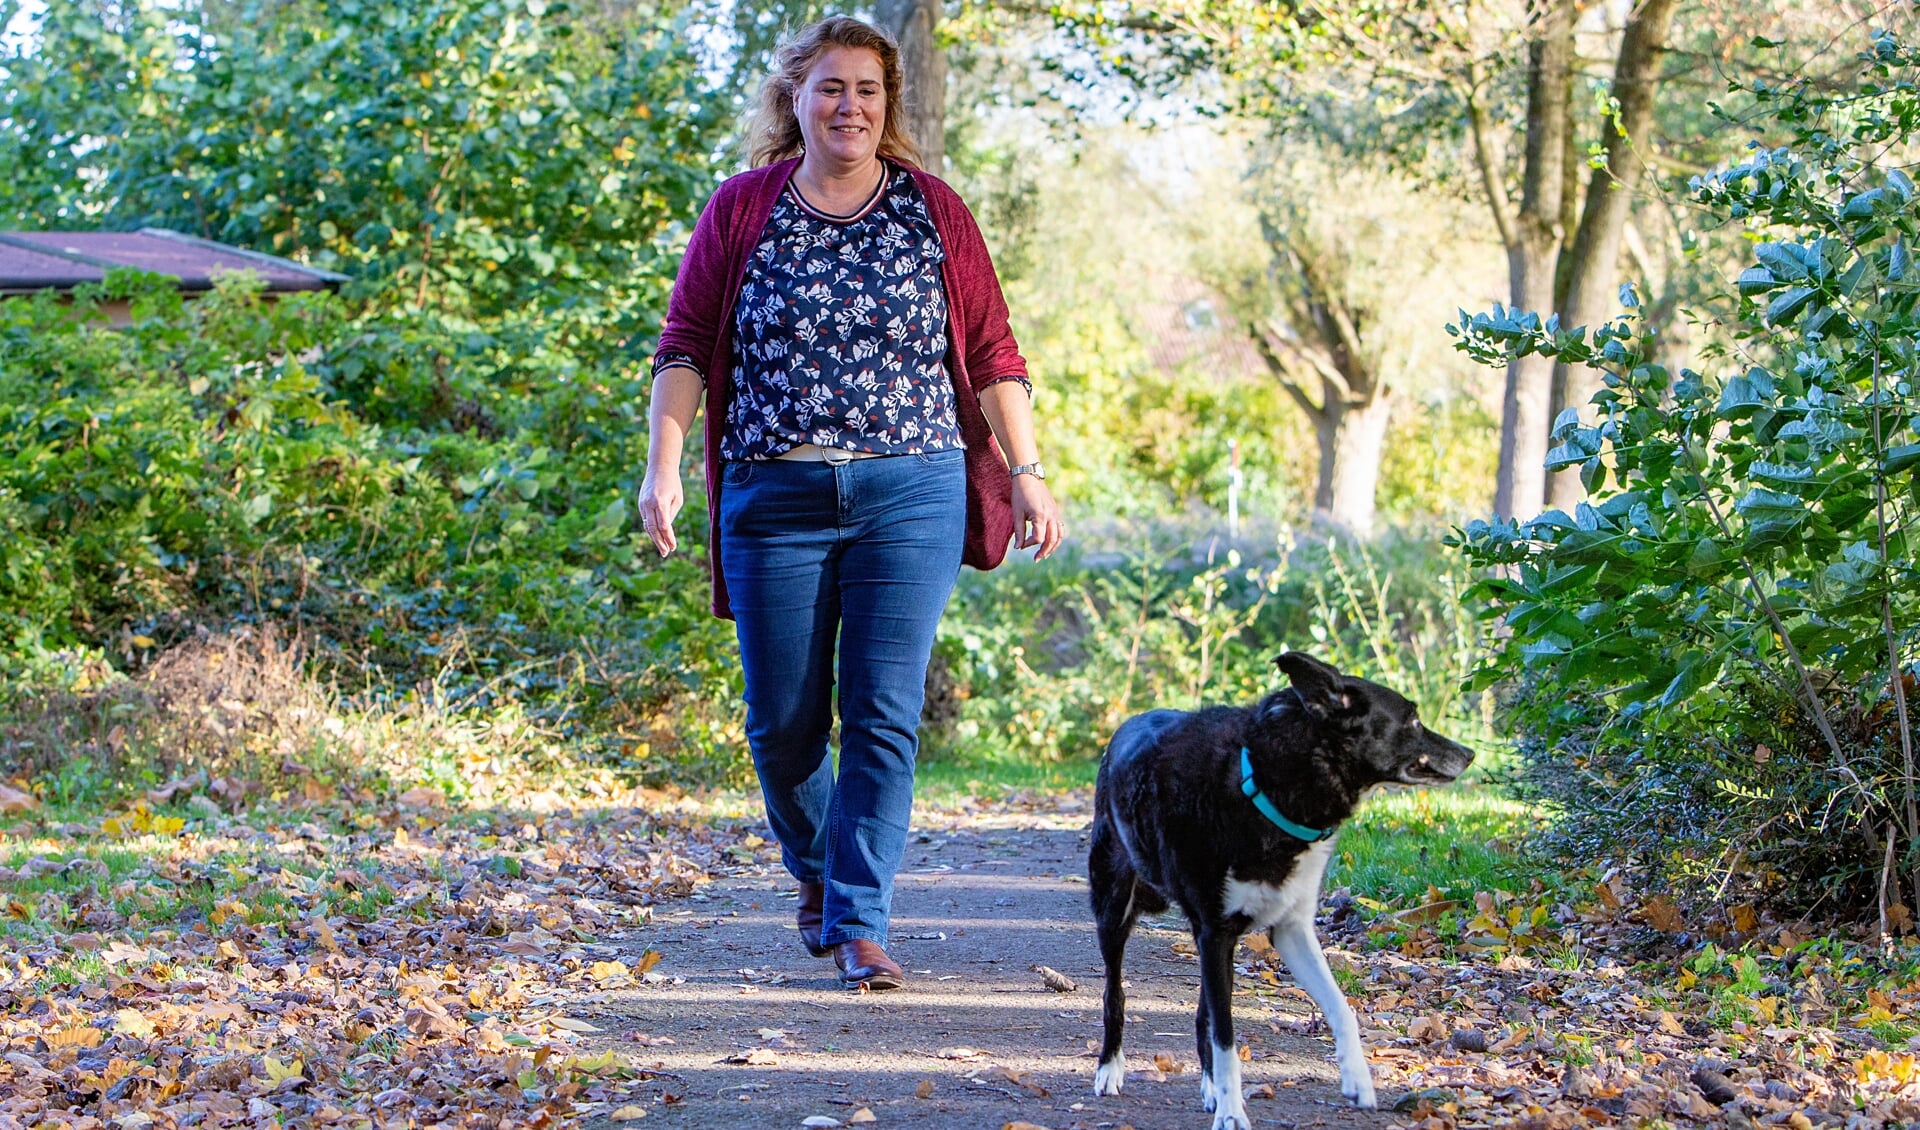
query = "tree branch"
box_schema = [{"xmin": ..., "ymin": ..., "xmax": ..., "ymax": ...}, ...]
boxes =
[{"xmin": 1249, "ymin": 325, "xmax": 1329, "ymax": 422}]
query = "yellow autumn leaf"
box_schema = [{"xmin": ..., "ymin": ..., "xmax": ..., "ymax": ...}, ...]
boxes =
[
  {"xmin": 43, "ymin": 1027, "xmax": 104, "ymax": 1049},
  {"xmin": 569, "ymin": 1049, "xmax": 620, "ymax": 1074},
  {"xmin": 609, "ymin": 1106, "xmax": 649, "ymax": 1121},
  {"xmin": 634, "ymin": 949, "xmax": 663, "ymax": 974},
  {"xmin": 150, "ymin": 815, "xmax": 186, "ymax": 835},
  {"xmin": 589, "ymin": 960, "xmax": 630, "ymax": 982},
  {"xmin": 112, "ymin": 1008, "xmax": 156, "ymax": 1038},
  {"xmin": 132, "ymin": 635, "xmax": 156, "ymax": 648},
  {"xmin": 262, "ymin": 1055, "xmax": 305, "ymax": 1083}
]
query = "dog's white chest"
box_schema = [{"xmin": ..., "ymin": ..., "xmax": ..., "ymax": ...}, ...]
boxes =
[{"xmin": 1222, "ymin": 840, "xmax": 1335, "ymax": 932}]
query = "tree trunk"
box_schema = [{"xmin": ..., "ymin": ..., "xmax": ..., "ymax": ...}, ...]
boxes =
[
  {"xmin": 875, "ymin": 0, "xmax": 946, "ymax": 173},
  {"xmin": 1313, "ymin": 383, "xmax": 1393, "ymax": 538},
  {"xmin": 1490, "ymin": 0, "xmax": 1575, "ymax": 521},
  {"xmin": 1545, "ymin": 0, "xmax": 1678, "ymax": 511}
]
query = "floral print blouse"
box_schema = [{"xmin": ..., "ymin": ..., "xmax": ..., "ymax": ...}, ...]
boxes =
[{"xmin": 718, "ymin": 163, "xmax": 968, "ymax": 460}]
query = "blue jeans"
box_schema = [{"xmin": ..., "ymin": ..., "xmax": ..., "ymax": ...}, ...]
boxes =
[{"xmin": 718, "ymin": 449, "xmax": 966, "ymax": 947}]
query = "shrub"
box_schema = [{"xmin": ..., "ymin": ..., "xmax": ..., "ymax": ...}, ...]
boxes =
[
  {"xmin": 1451, "ymin": 28, "xmax": 1920, "ymax": 921},
  {"xmin": 928, "ymin": 532, "xmax": 1491, "ymax": 770}
]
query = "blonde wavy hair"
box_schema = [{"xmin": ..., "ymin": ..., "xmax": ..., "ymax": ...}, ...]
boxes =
[{"xmin": 745, "ymin": 16, "xmax": 922, "ymax": 169}]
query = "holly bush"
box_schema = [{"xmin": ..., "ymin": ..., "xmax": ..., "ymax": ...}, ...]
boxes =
[{"xmin": 1450, "ymin": 28, "xmax": 1920, "ymax": 917}]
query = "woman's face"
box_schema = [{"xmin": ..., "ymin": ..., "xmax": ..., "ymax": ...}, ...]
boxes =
[{"xmin": 794, "ymin": 46, "xmax": 886, "ymax": 171}]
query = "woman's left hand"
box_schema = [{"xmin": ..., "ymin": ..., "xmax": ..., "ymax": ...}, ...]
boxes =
[{"xmin": 1012, "ymin": 474, "xmax": 1064, "ymax": 561}]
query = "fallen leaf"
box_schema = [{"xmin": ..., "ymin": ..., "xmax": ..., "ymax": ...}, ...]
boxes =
[
  {"xmin": 609, "ymin": 1106, "xmax": 649, "ymax": 1121},
  {"xmin": 1153, "ymin": 1052, "xmax": 1188, "ymax": 1074},
  {"xmin": 634, "ymin": 948, "xmax": 663, "ymax": 974},
  {"xmin": 915, "ymin": 1078, "xmax": 936, "ymax": 1099},
  {"xmin": 723, "ymin": 1048, "xmax": 779, "ymax": 1066},
  {"xmin": 549, "ymin": 1017, "xmax": 602, "ymax": 1033},
  {"xmin": 936, "ymin": 1046, "xmax": 987, "ymax": 1060},
  {"xmin": 1002, "ymin": 1123, "xmax": 1052, "ymax": 1130},
  {"xmin": 1033, "ymin": 965, "xmax": 1077, "ymax": 992},
  {"xmin": 112, "ymin": 1008, "xmax": 156, "ymax": 1038},
  {"xmin": 801, "ymin": 1118, "xmax": 841, "ymax": 1128},
  {"xmin": 589, "ymin": 960, "xmax": 631, "ymax": 983},
  {"xmin": 42, "ymin": 1027, "xmax": 104, "ymax": 1049},
  {"xmin": 396, "ymin": 786, "xmax": 446, "ymax": 809},
  {"xmin": 0, "ymin": 782, "xmax": 38, "ymax": 813},
  {"xmin": 101, "ymin": 940, "xmax": 150, "ymax": 966},
  {"xmin": 403, "ymin": 1001, "xmax": 462, "ymax": 1039},
  {"xmin": 982, "ymin": 1064, "xmax": 1049, "ymax": 1097},
  {"xmin": 847, "ymin": 1109, "xmax": 876, "ymax": 1124},
  {"xmin": 262, "ymin": 1055, "xmax": 304, "ymax": 1084},
  {"xmin": 1642, "ymin": 894, "xmax": 1683, "ymax": 933}
]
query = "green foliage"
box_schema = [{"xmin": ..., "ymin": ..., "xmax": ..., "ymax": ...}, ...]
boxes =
[
  {"xmin": 1449, "ymin": 28, "xmax": 1920, "ymax": 916},
  {"xmin": 0, "ymin": 273, "xmax": 404, "ymax": 652},
  {"xmin": 926, "ymin": 534, "xmax": 1492, "ymax": 772},
  {"xmin": 1, "ymin": 0, "xmax": 717, "ymax": 328}
]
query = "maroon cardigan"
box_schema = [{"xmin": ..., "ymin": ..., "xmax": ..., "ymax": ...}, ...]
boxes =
[{"xmin": 653, "ymin": 157, "xmax": 1029, "ymax": 620}]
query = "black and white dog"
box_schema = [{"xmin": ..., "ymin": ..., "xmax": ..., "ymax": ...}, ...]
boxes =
[{"xmin": 1087, "ymin": 652, "xmax": 1474, "ymax": 1129}]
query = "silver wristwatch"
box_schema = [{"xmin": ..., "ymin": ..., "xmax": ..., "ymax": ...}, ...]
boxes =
[{"xmin": 1009, "ymin": 462, "xmax": 1046, "ymax": 480}]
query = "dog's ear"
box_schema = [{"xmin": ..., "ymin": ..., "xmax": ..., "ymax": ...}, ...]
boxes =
[{"xmin": 1273, "ymin": 652, "xmax": 1352, "ymax": 716}]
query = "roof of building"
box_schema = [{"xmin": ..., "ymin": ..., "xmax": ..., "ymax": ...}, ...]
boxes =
[
  {"xmin": 0, "ymin": 228, "xmax": 347, "ymax": 296},
  {"xmin": 1140, "ymin": 273, "xmax": 1268, "ymax": 384}
]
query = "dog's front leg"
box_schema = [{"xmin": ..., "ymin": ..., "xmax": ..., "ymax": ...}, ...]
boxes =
[
  {"xmin": 1271, "ymin": 920, "xmax": 1376, "ymax": 1109},
  {"xmin": 1196, "ymin": 926, "xmax": 1250, "ymax": 1130}
]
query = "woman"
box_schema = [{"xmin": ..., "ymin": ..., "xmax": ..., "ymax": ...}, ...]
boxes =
[{"xmin": 636, "ymin": 16, "xmax": 1062, "ymax": 990}]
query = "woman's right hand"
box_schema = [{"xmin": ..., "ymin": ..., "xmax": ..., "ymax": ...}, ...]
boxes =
[{"xmin": 637, "ymin": 468, "xmax": 683, "ymax": 557}]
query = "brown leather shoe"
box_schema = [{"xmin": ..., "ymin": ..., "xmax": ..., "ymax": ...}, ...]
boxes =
[
  {"xmin": 796, "ymin": 882, "xmax": 827, "ymax": 957},
  {"xmin": 832, "ymin": 939, "xmax": 904, "ymax": 990}
]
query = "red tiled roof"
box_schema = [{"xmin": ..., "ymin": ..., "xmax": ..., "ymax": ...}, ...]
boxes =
[
  {"xmin": 1139, "ymin": 273, "xmax": 1268, "ymax": 384},
  {"xmin": 0, "ymin": 228, "xmax": 347, "ymax": 295}
]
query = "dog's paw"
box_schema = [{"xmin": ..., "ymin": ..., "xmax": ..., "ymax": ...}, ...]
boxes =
[
  {"xmin": 1340, "ymin": 1068, "xmax": 1378, "ymax": 1110},
  {"xmin": 1209, "ymin": 1098, "xmax": 1252, "ymax": 1130},
  {"xmin": 1093, "ymin": 1053, "xmax": 1126, "ymax": 1096}
]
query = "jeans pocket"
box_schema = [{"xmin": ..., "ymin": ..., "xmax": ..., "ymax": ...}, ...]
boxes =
[
  {"xmin": 722, "ymin": 460, "xmax": 757, "ymax": 487},
  {"xmin": 913, "ymin": 447, "xmax": 966, "ymax": 467}
]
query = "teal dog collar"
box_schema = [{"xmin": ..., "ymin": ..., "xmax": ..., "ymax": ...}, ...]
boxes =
[{"xmin": 1240, "ymin": 747, "xmax": 1333, "ymax": 843}]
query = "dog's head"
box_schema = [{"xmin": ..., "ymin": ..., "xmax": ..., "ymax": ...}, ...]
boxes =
[{"xmin": 1264, "ymin": 652, "xmax": 1475, "ymax": 787}]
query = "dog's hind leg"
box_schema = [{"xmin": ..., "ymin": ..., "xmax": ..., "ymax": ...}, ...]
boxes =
[
  {"xmin": 1271, "ymin": 919, "xmax": 1376, "ymax": 1109},
  {"xmin": 1194, "ymin": 950, "xmax": 1214, "ymax": 1110},
  {"xmin": 1196, "ymin": 925, "xmax": 1250, "ymax": 1130},
  {"xmin": 1089, "ymin": 822, "xmax": 1139, "ymax": 1096}
]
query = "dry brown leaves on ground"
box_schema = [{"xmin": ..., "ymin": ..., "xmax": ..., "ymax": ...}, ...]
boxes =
[{"xmin": 0, "ymin": 787, "xmax": 780, "ymax": 1129}]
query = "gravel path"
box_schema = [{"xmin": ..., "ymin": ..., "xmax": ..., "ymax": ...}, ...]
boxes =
[{"xmin": 576, "ymin": 798, "xmax": 1390, "ymax": 1130}]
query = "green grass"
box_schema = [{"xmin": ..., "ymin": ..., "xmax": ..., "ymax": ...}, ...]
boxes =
[
  {"xmin": 1328, "ymin": 781, "xmax": 1538, "ymax": 906},
  {"xmin": 913, "ymin": 733, "xmax": 1539, "ymax": 906},
  {"xmin": 915, "ymin": 747, "xmax": 1099, "ymax": 804}
]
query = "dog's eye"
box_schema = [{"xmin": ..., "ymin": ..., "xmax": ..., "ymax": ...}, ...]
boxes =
[{"xmin": 1410, "ymin": 718, "xmax": 1423, "ymax": 732}]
